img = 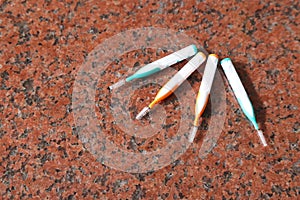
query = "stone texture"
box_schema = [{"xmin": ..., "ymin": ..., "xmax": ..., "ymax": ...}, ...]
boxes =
[{"xmin": 0, "ymin": 0, "xmax": 299, "ymax": 199}]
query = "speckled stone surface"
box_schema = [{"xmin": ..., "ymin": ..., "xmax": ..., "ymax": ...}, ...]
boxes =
[{"xmin": 0, "ymin": 0, "xmax": 299, "ymax": 199}]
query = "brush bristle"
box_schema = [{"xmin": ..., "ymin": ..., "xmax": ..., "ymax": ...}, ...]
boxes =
[
  {"xmin": 136, "ymin": 107, "xmax": 150, "ymax": 120},
  {"xmin": 188, "ymin": 126, "xmax": 198, "ymax": 143},
  {"xmin": 257, "ymin": 130, "xmax": 267, "ymax": 147},
  {"xmin": 109, "ymin": 79, "xmax": 125, "ymax": 90}
]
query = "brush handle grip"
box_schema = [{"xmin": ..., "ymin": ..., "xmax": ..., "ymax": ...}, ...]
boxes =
[
  {"xmin": 126, "ymin": 44, "xmax": 198, "ymax": 81},
  {"xmin": 162, "ymin": 52, "xmax": 206, "ymax": 91},
  {"xmin": 149, "ymin": 52, "xmax": 206, "ymax": 108},
  {"xmin": 221, "ymin": 58, "xmax": 258, "ymax": 129},
  {"xmin": 194, "ymin": 54, "xmax": 218, "ymax": 123}
]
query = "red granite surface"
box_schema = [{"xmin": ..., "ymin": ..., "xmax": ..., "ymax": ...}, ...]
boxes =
[{"xmin": 0, "ymin": 0, "xmax": 299, "ymax": 199}]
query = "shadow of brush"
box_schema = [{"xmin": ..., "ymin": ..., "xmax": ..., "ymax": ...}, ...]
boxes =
[{"xmin": 233, "ymin": 62, "xmax": 266, "ymax": 132}]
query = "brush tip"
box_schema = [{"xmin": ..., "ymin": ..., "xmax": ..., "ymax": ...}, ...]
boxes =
[
  {"xmin": 136, "ymin": 107, "xmax": 150, "ymax": 120},
  {"xmin": 257, "ymin": 129, "xmax": 267, "ymax": 147},
  {"xmin": 188, "ymin": 126, "xmax": 198, "ymax": 143},
  {"xmin": 109, "ymin": 79, "xmax": 125, "ymax": 90}
]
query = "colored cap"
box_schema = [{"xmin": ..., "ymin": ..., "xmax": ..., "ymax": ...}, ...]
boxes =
[
  {"xmin": 220, "ymin": 57, "xmax": 232, "ymax": 64},
  {"xmin": 209, "ymin": 54, "xmax": 219, "ymax": 59},
  {"xmin": 192, "ymin": 44, "xmax": 198, "ymax": 53}
]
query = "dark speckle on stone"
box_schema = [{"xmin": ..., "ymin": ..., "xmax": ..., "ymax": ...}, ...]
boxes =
[
  {"xmin": 67, "ymin": 194, "xmax": 75, "ymax": 200},
  {"xmin": 164, "ymin": 172, "xmax": 173, "ymax": 185},
  {"xmin": 132, "ymin": 184, "xmax": 145, "ymax": 200},
  {"xmin": 15, "ymin": 21, "xmax": 31, "ymax": 45},
  {"xmin": 223, "ymin": 171, "xmax": 232, "ymax": 183},
  {"xmin": 1, "ymin": 71, "xmax": 9, "ymax": 80},
  {"xmin": 202, "ymin": 176, "xmax": 213, "ymax": 192},
  {"xmin": 246, "ymin": 153, "xmax": 256, "ymax": 160},
  {"xmin": 22, "ymin": 79, "xmax": 34, "ymax": 92}
]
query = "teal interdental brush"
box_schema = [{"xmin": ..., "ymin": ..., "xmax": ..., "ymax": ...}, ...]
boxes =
[
  {"xmin": 220, "ymin": 58, "xmax": 267, "ymax": 146},
  {"xmin": 109, "ymin": 44, "xmax": 198, "ymax": 90}
]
